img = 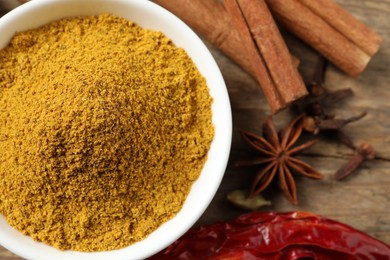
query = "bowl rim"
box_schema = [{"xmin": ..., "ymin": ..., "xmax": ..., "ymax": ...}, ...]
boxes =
[{"xmin": 0, "ymin": 0, "xmax": 232, "ymax": 259}]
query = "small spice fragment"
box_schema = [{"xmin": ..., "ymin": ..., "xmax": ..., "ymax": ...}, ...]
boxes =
[
  {"xmin": 237, "ymin": 115, "xmax": 322, "ymax": 205},
  {"xmin": 294, "ymin": 57, "xmax": 365, "ymax": 149},
  {"xmin": 227, "ymin": 189, "xmax": 271, "ymax": 210},
  {"xmin": 334, "ymin": 143, "xmax": 376, "ymax": 180},
  {"xmin": 295, "ymin": 58, "xmax": 354, "ymax": 120},
  {"xmin": 303, "ymin": 111, "xmax": 367, "ymax": 135}
]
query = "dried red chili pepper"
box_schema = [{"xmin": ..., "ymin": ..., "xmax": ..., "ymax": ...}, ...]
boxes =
[{"xmin": 149, "ymin": 211, "xmax": 390, "ymax": 260}]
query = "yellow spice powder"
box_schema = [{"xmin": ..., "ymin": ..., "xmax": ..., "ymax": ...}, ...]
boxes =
[{"xmin": 0, "ymin": 14, "xmax": 214, "ymax": 251}]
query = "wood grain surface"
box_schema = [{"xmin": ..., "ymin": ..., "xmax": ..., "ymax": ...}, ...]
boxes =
[{"xmin": 1, "ymin": 0, "xmax": 389, "ymax": 259}]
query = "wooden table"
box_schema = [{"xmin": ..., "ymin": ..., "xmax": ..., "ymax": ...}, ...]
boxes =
[{"xmin": 1, "ymin": 0, "xmax": 389, "ymax": 258}]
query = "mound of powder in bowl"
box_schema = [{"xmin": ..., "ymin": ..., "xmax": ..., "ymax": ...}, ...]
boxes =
[{"xmin": 0, "ymin": 14, "xmax": 214, "ymax": 251}]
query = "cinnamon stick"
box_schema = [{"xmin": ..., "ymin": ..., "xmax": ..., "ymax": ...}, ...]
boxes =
[
  {"xmin": 154, "ymin": 0, "xmax": 303, "ymax": 113},
  {"xmin": 154, "ymin": 0, "xmax": 256, "ymax": 79},
  {"xmin": 265, "ymin": 0, "xmax": 382, "ymax": 77},
  {"xmin": 300, "ymin": 0, "xmax": 382, "ymax": 56},
  {"xmin": 225, "ymin": 0, "xmax": 307, "ymax": 112}
]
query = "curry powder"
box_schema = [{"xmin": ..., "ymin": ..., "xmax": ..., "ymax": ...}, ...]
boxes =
[{"xmin": 0, "ymin": 14, "xmax": 214, "ymax": 251}]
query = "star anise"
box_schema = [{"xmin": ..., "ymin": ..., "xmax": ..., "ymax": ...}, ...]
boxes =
[{"xmin": 237, "ymin": 114, "xmax": 323, "ymax": 205}]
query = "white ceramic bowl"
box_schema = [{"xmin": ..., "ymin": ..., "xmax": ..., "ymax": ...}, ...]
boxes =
[{"xmin": 0, "ymin": 0, "xmax": 232, "ymax": 259}]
